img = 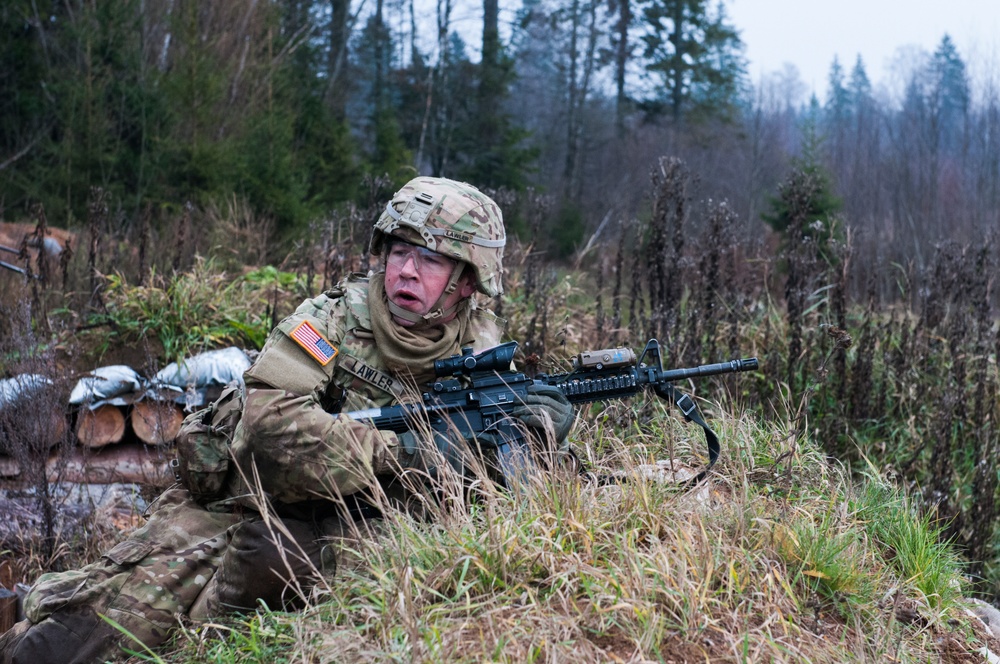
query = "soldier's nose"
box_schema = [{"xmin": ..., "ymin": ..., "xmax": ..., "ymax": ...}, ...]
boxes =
[{"xmin": 400, "ymin": 256, "xmax": 419, "ymax": 276}]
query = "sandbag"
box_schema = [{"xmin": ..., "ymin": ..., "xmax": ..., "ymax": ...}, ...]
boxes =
[
  {"xmin": 155, "ymin": 348, "xmax": 251, "ymax": 391},
  {"xmin": 68, "ymin": 366, "xmax": 142, "ymax": 407}
]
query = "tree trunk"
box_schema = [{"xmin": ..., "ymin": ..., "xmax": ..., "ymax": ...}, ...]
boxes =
[
  {"xmin": 614, "ymin": 0, "xmax": 631, "ymax": 134},
  {"xmin": 563, "ymin": 0, "xmax": 580, "ymax": 197},
  {"xmin": 478, "ymin": 0, "xmax": 502, "ymax": 157},
  {"xmin": 373, "ymin": 0, "xmax": 387, "ymax": 114},
  {"xmin": 669, "ymin": 0, "xmax": 685, "ymax": 122},
  {"xmin": 416, "ymin": 0, "xmax": 452, "ymax": 169},
  {"xmin": 326, "ymin": 0, "xmax": 352, "ymax": 118}
]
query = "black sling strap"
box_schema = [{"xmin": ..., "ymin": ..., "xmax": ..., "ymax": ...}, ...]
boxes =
[
  {"xmin": 583, "ymin": 384, "xmax": 720, "ymax": 488},
  {"xmin": 657, "ymin": 384, "xmax": 720, "ymax": 485}
]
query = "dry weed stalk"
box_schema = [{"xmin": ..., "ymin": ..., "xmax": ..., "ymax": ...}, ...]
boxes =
[
  {"xmin": 645, "ymin": 156, "xmax": 690, "ymax": 345},
  {"xmin": 173, "ymin": 201, "xmax": 192, "ymax": 273},
  {"xmin": 87, "ymin": 187, "xmax": 109, "ymax": 310},
  {"xmin": 0, "ymin": 303, "xmax": 75, "ymax": 565}
]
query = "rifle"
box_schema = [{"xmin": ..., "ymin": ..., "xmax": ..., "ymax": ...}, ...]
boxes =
[
  {"xmin": 346, "ymin": 340, "xmax": 758, "ymax": 487},
  {"xmin": 0, "ymin": 243, "xmax": 35, "ymax": 278}
]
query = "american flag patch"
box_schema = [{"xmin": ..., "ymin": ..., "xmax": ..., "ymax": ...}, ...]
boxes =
[{"xmin": 289, "ymin": 321, "xmax": 339, "ymax": 366}]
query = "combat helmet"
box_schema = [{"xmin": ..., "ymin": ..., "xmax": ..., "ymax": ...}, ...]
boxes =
[{"xmin": 370, "ymin": 177, "xmax": 506, "ymax": 324}]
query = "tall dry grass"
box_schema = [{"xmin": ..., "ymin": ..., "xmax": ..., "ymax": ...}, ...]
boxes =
[{"xmin": 160, "ymin": 407, "xmax": 976, "ymax": 663}]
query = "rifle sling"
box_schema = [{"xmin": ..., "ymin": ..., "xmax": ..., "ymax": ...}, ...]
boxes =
[
  {"xmin": 584, "ymin": 385, "xmax": 719, "ymax": 488},
  {"xmin": 660, "ymin": 384, "xmax": 720, "ymax": 485}
]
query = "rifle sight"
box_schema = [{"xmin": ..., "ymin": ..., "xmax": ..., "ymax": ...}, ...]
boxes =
[{"xmin": 435, "ymin": 341, "xmax": 518, "ymax": 376}]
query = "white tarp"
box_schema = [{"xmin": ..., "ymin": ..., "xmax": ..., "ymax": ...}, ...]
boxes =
[
  {"xmin": 0, "ymin": 374, "xmax": 53, "ymax": 407},
  {"xmin": 154, "ymin": 347, "xmax": 251, "ymax": 390},
  {"xmin": 69, "ymin": 365, "xmax": 143, "ymax": 407}
]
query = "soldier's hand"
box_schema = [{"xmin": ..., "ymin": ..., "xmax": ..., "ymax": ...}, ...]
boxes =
[
  {"xmin": 374, "ymin": 428, "xmax": 466, "ymax": 476},
  {"xmin": 511, "ymin": 384, "xmax": 574, "ymax": 443}
]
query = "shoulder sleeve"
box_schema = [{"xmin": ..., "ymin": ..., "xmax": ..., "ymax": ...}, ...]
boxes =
[
  {"xmin": 244, "ymin": 293, "xmax": 345, "ymax": 396},
  {"xmin": 467, "ymin": 306, "xmax": 507, "ymax": 351},
  {"xmin": 230, "ymin": 292, "xmax": 396, "ymax": 503}
]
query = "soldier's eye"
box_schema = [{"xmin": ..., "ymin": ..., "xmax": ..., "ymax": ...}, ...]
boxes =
[
  {"xmin": 387, "ymin": 242, "xmax": 455, "ymax": 275},
  {"xmin": 425, "ymin": 254, "xmax": 449, "ymax": 268}
]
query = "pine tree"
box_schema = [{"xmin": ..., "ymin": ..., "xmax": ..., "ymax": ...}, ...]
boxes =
[
  {"xmin": 279, "ymin": 0, "xmax": 359, "ymax": 211},
  {"xmin": 825, "ymin": 57, "xmax": 850, "ymax": 125},
  {"xmin": 824, "ymin": 56, "xmax": 850, "ymax": 175},
  {"xmin": 428, "ymin": 33, "xmax": 477, "ymax": 178},
  {"xmin": 355, "ymin": 0, "xmax": 413, "ymax": 186},
  {"xmin": 847, "ymin": 55, "xmax": 872, "ymax": 111},
  {"xmin": 763, "ymin": 105, "xmax": 842, "ymax": 265},
  {"xmin": 929, "ymin": 34, "xmax": 969, "ymax": 154},
  {"xmin": 460, "ymin": 0, "xmax": 537, "ymax": 189},
  {"xmin": 0, "ymin": 2, "xmax": 53, "ymax": 190},
  {"xmin": 323, "ymin": 0, "xmax": 354, "ymax": 119},
  {"xmin": 640, "ymin": 0, "xmax": 746, "ymax": 122},
  {"xmin": 607, "ymin": 0, "xmax": 634, "ymax": 132}
]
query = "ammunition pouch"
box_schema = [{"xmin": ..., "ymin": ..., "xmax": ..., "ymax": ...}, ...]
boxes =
[{"xmin": 172, "ymin": 384, "xmax": 243, "ymax": 504}]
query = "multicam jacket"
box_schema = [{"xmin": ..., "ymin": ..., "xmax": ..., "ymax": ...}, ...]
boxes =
[{"xmin": 227, "ymin": 274, "xmax": 504, "ymax": 505}]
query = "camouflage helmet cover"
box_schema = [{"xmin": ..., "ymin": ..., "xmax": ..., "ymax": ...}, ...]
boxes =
[{"xmin": 370, "ymin": 177, "xmax": 506, "ymax": 297}]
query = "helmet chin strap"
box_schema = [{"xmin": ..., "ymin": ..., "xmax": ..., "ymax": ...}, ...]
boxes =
[{"xmin": 386, "ymin": 260, "xmax": 467, "ymax": 328}]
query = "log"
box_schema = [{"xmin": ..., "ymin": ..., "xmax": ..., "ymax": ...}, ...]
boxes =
[
  {"xmin": 0, "ymin": 444, "xmax": 173, "ymax": 486},
  {"xmin": 0, "ymin": 588, "xmax": 16, "ymax": 635},
  {"xmin": 75, "ymin": 404, "xmax": 126, "ymax": 448},
  {"xmin": 130, "ymin": 400, "xmax": 184, "ymax": 446},
  {"xmin": 0, "ymin": 410, "xmax": 69, "ymax": 456},
  {"xmin": 48, "ymin": 411, "xmax": 68, "ymax": 445}
]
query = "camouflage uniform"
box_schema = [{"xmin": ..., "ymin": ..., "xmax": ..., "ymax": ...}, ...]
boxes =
[
  {"xmin": 0, "ymin": 177, "xmax": 511, "ymax": 663},
  {"xmin": 191, "ymin": 275, "xmax": 505, "ymax": 616},
  {"xmin": 226, "ymin": 275, "xmax": 505, "ymax": 506},
  {"xmin": 0, "ymin": 488, "xmax": 242, "ymax": 664}
]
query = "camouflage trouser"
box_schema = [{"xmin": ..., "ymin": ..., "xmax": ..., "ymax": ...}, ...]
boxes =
[
  {"xmin": 189, "ymin": 503, "xmax": 341, "ymax": 618},
  {"xmin": 0, "ymin": 488, "xmax": 342, "ymax": 664},
  {"xmin": 0, "ymin": 487, "xmax": 241, "ymax": 664}
]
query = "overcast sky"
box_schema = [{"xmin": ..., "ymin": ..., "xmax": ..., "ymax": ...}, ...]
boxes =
[{"xmin": 727, "ymin": 0, "xmax": 1000, "ymax": 103}]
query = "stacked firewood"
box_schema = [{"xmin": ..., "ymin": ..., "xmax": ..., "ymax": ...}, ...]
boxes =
[{"xmin": 0, "ymin": 347, "xmax": 251, "ymax": 487}]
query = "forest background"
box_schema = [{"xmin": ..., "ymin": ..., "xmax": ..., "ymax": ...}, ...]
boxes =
[
  {"xmin": 5, "ymin": 0, "xmax": 996, "ymax": 252},
  {"xmin": 2, "ymin": 0, "xmax": 1000, "ymax": 615}
]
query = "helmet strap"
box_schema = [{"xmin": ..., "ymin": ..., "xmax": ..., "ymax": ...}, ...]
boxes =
[{"xmin": 385, "ymin": 261, "xmax": 468, "ymax": 328}]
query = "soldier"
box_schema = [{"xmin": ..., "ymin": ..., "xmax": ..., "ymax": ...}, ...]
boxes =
[
  {"xmin": 191, "ymin": 175, "xmax": 574, "ymax": 617},
  {"xmin": 0, "ymin": 177, "xmax": 574, "ymax": 663}
]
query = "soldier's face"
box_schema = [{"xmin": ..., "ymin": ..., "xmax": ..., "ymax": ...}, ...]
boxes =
[{"xmin": 384, "ymin": 241, "xmax": 476, "ymax": 326}]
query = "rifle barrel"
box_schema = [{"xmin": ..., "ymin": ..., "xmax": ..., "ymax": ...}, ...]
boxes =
[
  {"xmin": 0, "ymin": 259, "xmax": 32, "ymax": 277},
  {"xmin": 659, "ymin": 357, "xmax": 758, "ymax": 382}
]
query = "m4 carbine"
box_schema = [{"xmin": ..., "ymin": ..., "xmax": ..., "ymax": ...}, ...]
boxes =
[{"xmin": 347, "ymin": 340, "xmax": 758, "ymax": 486}]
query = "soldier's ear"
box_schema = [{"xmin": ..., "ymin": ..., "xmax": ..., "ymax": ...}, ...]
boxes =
[{"xmin": 458, "ymin": 270, "xmax": 477, "ymax": 299}]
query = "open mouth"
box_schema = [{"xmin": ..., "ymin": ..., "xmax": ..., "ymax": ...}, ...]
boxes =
[{"xmin": 392, "ymin": 291, "xmax": 420, "ymax": 306}]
